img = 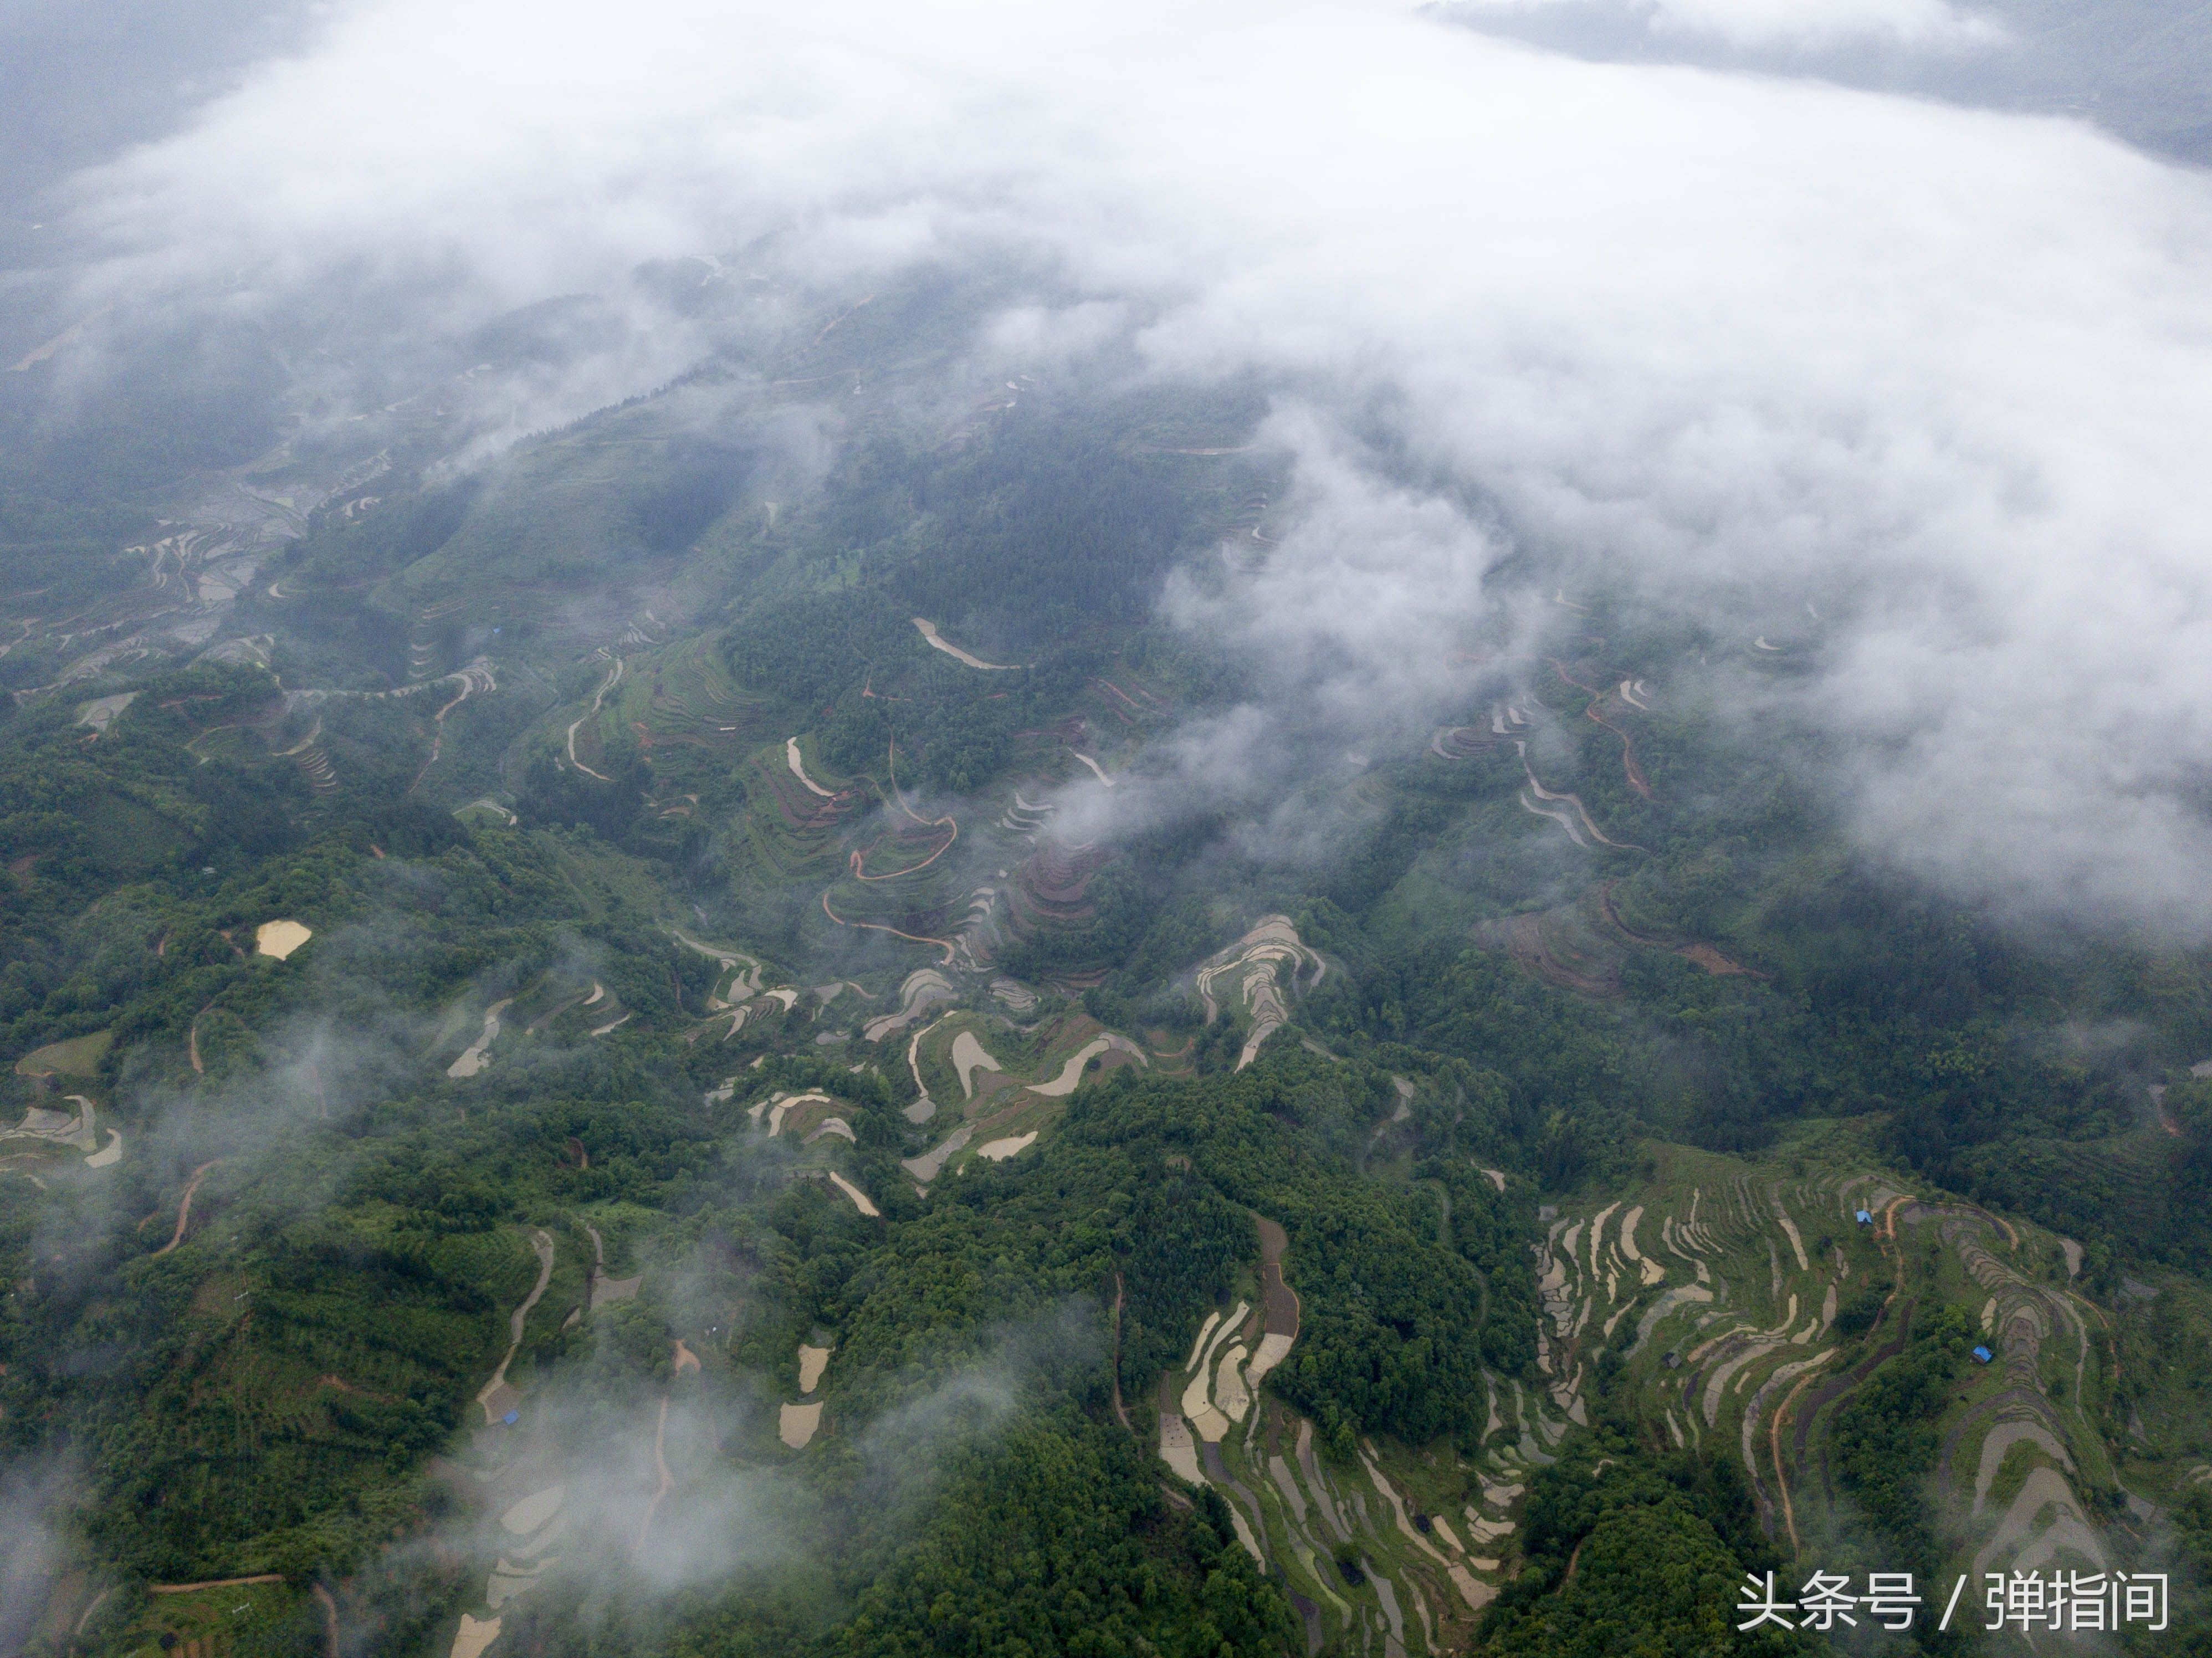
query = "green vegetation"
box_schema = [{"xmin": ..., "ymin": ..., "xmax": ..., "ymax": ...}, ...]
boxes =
[
  {"xmin": 1831, "ymin": 1309, "xmax": 1973, "ymax": 1571},
  {"xmin": 1483, "ymin": 1425, "xmax": 1802, "ymax": 1658},
  {"xmin": 7, "ymin": 285, "xmax": 2212, "ymax": 1658}
]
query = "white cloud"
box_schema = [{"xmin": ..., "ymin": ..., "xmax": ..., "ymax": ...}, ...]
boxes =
[
  {"xmin": 1445, "ymin": 0, "xmax": 2002, "ymax": 49},
  {"xmin": 1653, "ymin": 0, "xmax": 1998, "ymax": 46},
  {"xmin": 59, "ymin": 0, "xmax": 2212, "ymax": 930}
]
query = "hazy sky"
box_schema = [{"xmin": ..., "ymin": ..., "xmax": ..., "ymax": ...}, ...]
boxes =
[
  {"xmin": 37, "ymin": 0, "xmax": 2212, "ymax": 933},
  {"xmin": 0, "ymin": 0, "xmax": 319, "ymax": 236},
  {"xmin": 1441, "ymin": 0, "xmax": 2212, "ymax": 164}
]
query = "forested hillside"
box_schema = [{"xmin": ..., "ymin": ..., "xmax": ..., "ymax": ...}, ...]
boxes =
[{"xmin": 6, "ymin": 275, "xmax": 2212, "ymax": 1658}]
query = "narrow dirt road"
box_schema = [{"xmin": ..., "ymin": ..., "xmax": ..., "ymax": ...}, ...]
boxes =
[
  {"xmin": 311, "ymin": 1584, "xmax": 341, "ymax": 1658},
  {"xmin": 1551, "ymin": 659, "xmax": 1655, "ymax": 801},
  {"xmin": 152, "ymin": 1160, "xmax": 226, "ymax": 1257},
  {"xmin": 475, "ymin": 1229, "xmax": 556, "ymax": 1422},
  {"xmin": 150, "ymin": 1574, "xmax": 284, "ymax": 1594},
  {"xmin": 566, "ymin": 656, "xmax": 624, "ymax": 781}
]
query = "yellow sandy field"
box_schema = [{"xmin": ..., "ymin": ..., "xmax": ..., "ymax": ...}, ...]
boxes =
[
  {"xmin": 797, "ymin": 1344, "xmax": 832, "ymax": 1392},
  {"xmin": 254, "ymin": 919, "xmax": 313, "ymax": 960},
  {"xmin": 449, "ymin": 1613, "xmax": 502, "ymax": 1658}
]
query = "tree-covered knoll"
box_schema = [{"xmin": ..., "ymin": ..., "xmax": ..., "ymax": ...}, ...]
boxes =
[
  {"xmin": 1481, "ymin": 1424, "xmax": 1805, "ymax": 1658},
  {"xmin": 815, "ymin": 1418, "xmax": 1296, "ymax": 1658}
]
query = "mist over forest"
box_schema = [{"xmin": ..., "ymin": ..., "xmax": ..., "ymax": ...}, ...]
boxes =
[{"xmin": 4, "ymin": 2, "xmax": 2212, "ymax": 1655}]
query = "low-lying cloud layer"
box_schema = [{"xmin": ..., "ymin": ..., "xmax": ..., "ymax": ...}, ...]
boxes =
[
  {"xmin": 55, "ymin": 0, "xmax": 2212, "ymax": 932},
  {"xmin": 1446, "ymin": 0, "xmax": 2001, "ymax": 47}
]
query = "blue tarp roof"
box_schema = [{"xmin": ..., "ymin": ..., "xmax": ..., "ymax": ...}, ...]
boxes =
[{"xmin": 1972, "ymin": 1346, "xmax": 1993, "ymax": 1363}]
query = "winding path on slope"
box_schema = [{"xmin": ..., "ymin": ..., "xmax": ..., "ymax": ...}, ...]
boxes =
[
  {"xmin": 187, "ymin": 1000, "xmax": 218, "ymax": 1074},
  {"xmin": 1597, "ymin": 881, "xmax": 1763, "ymax": 979},
  {"xmin": 913, "ymin": 617, "xmax": 1022, "ymax": 671},
  {"xmin": 149, "ymin": 1575, "xmax": 285, "ymax": 1595},
  {"xmin": 311, "ymin": 1584, "xmax": 341, "ymax": 1658},
  {"xmin": 565, "ymin": 656, "xmax": 624, "ymax": 782},
  {"xmin": 1771, "ymin": 1364, "xmax": 1829, "ymax": 1553},
  {"xmin": 409, "ymin": 663, "xmax": 495, "ymax": 791},
  {"xmin": 851, "ymin": 832, "xmax": 957, "ymax": 881},
  {"xmin": 475, "ymin": 1229, "xmax": 556, "ymax": 1423},
  {"xmin": 152, "ymin": 1160, "xmax": 227, "ymax": 1256},
  {"xmin": 1513, "ymin": 741, "xmax": 1648, "ymax": 853},
  {"xmin": 819, "ymin": 893, "xmax": 958, "ymax": 964},
  {"xmin": 846, "ymin": 736, "xmax": 961, "ymax": 881},
  {"xmin": 1550, "ymin": 659, "xmax": 1653, "ymax": 801}
]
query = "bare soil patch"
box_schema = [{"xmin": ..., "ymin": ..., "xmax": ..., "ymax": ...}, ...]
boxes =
[{"xmin": 255, "ymin": 919, "xmax": 313, "ymax": 960}]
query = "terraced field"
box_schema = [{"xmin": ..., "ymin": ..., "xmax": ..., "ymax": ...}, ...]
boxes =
[
  {"xmin": 1191, "ymin": 917, "xmax": 1326, "ymax": 1071},
  {"xmin": 628, "ymin": 635, "xmax": 768, "ymax": 808},
  {"xmin": 735, "ymin": 735, "xmax": 868, "ymax": 892},
  {"xmin": 1158, "ymin": 1216, "xmax": 1514, "ymax": 1657},
  {"xmin": 897, "ymin": 1010, "xmax": 1148, "ymax": 1186},
  {"xmin": 1519, "ymin": 1142, "xmax": 2147, "ymax": 1619},
  {"xmin": 1474, "ymin": 881, "xmax": 1757, "ymax": 999},
  {"xmin": 1135, "ymin": 1127, "xmax": 2198, "ymax": 1657}
]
